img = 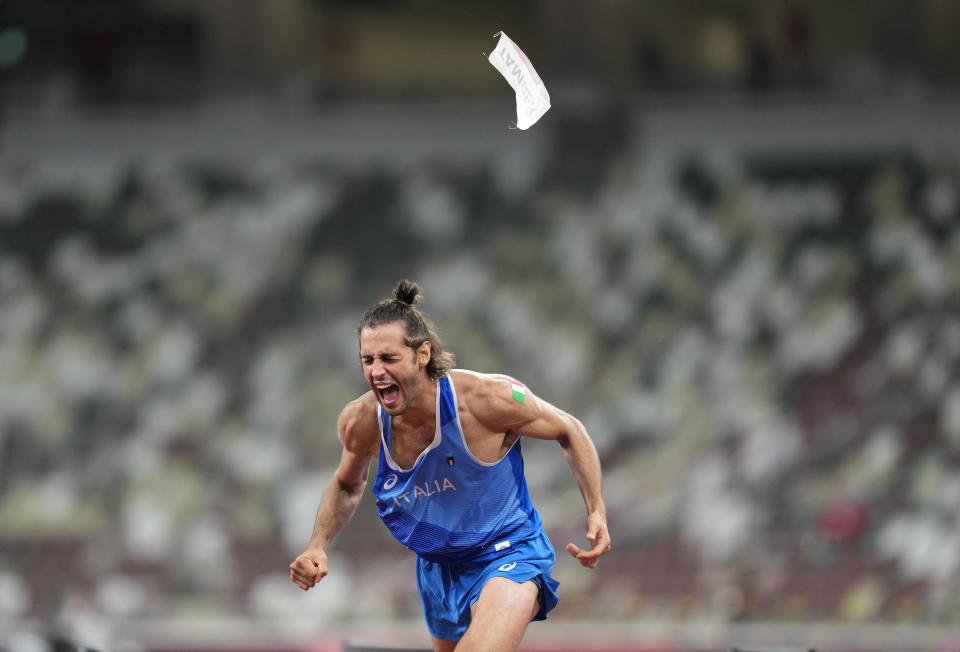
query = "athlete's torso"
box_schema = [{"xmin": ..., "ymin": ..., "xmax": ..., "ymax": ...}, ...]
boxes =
[{"xmin": 372, "ymin": 372, "xmax": 543, "ymax": 563}]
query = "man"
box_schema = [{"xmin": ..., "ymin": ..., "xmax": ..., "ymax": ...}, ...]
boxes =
[{"xmin": 290, "ymin": 279, "xmax": 610, "ymax": 651}]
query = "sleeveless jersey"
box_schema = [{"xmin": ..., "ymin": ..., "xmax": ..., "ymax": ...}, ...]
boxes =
[{"xmin": 372, "ymin": 373, "xmax": 544, "ymax": 563}]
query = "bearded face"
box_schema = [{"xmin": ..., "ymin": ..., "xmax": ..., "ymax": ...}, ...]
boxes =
[{"xmin": 359, "ymin": 322, "xmax": 431, "ymax": 416}]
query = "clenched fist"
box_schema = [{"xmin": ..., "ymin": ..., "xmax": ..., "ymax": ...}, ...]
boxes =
[{"xmin": 290, "ymin": 550, "xmax": 327, "ymax": 590}]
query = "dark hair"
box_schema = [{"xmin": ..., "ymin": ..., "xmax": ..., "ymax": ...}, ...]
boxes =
[{"xmin": 357, "ymin": 279, "xmax": 455, "ymax": 380}]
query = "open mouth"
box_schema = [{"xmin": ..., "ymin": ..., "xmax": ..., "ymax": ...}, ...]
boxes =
[{"xmin": 376, "ymin": 383, "xmax": 401, "ymax": 408}]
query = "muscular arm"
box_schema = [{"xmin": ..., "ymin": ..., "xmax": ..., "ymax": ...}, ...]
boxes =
[
  {"xmin": 290, "ymin": 397, "xmax": 378, "ymax": 590},
  {"xmin": 464, "ymin": 373, "xmax": 611, "ymax": 568}
]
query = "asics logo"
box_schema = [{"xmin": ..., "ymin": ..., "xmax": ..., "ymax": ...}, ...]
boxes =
[
  {"xmin": 498, "ymin": 562, "xmax": 517, "ymax": 572},
  {"xmin": 384, "ymin": 474, "xmax": 398, "ymax": 490}
]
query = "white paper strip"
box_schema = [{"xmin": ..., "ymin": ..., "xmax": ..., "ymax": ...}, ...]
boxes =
[{"xmin": 487, "ymin": 31, "xmax": 551, "ymax": 130}]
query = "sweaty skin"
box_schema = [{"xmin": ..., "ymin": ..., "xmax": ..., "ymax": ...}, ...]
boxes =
[{"xmin": 289, "ymin": 322, "xmax": 610, "ymax": 651}]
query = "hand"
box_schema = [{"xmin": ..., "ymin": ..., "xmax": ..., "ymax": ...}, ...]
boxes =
[
  {"xmin": 290, "ymin": 549, "xmax": 328, "ymax": 590},
  {"xmin": 565, "ymin": 512, "xmax": 611, "ymax": 569}
]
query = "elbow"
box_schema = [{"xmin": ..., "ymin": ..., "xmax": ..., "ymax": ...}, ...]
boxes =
[
  {"xmin": 339, "ymin": 478, "xmax": 366, "ymax": 499},
  {"xmin": 557, "ymin": 415, "xmax": 588, "ymax": 451},
  {"xmin": 333, "ymin": 471, "xmax": 367, "ymax": 499}
]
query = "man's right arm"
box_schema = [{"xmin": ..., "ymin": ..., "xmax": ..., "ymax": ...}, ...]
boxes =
[{"xmin": 289, "ymin": 398, "xmax": 377, "ymax": 591}]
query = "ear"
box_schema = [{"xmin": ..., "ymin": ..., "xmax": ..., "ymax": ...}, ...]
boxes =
[{"xmin": 417, "ymin": 340, "xmax": 431, "ymax": 368}]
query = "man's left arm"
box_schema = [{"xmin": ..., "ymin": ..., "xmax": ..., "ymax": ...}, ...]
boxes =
[
  {"xmin": 480, "ymin": 376, "xmax": 611, "ymax": 568},
  {"xmin": 536, "ymin": 400, "xmax": 611, "ymax": 568}
]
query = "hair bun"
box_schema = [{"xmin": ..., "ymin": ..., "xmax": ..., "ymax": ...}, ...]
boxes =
[{"xmin": 393, "ymin": 279, "xmax": 422, "ymax": 305}]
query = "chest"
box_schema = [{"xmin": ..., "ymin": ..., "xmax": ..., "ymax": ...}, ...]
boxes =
[
  {"xmin": 389, "ymin": 411, "xmax": 514, "ymax": 468},
  {"xmin": 390, "ymin": 424, "xmax": 437, "ymax": 469}
]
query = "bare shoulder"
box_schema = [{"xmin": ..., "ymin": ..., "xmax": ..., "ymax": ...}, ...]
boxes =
[
  {"xmin": 337, "ymin": 391, "xmax": 380, "ymax": 457},
  {"xmin": 450, "ymin": 369, "xmax": 541, "ymax": 431}
]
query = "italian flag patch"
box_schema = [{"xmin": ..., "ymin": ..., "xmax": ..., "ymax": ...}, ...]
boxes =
[{"xmin": 510, "ymin": 380, "xmax": 526, "ymax": 404}]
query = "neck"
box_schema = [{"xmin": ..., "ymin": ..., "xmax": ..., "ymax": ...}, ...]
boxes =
[{"xmin": 393, "ymin": 376, "xmax": 437, "ymax": 432}]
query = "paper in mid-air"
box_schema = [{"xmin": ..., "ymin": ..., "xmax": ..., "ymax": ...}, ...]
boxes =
[{"xmin": 487, "ymin": 31, "xmax": 550, "ymax": 130}]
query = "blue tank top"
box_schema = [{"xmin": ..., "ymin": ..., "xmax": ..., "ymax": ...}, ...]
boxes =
[{"xmin": 372, "ymin": 373, "xmax": 544, "ymax": 563}]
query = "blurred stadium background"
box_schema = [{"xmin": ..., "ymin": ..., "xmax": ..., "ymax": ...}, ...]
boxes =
[{"xmin": 1, "ymin": 1, "xmax": 960, "ymax": 651}]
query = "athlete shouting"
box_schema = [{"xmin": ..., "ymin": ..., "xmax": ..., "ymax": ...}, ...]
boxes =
[{"xmin": 290, "ymin": 279, "xmax": 610, "ymax": 651}]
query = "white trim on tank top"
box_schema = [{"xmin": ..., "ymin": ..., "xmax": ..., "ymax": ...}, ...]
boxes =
[
  {"xmin": 447, "ymin": 370, "xmax": 520, "ymax": 468},
  {"xmin": 376, "ymin": 370, "xmax": 521, "ymax": 472},
  {"xmin": 378, "ymin": 380, "xmax": 443, "ymax": 473}
]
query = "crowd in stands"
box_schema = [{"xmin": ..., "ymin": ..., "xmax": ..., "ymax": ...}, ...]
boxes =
[{"xmin": 1, "ymin": 139, "xmax": 959, "ymax": 649}]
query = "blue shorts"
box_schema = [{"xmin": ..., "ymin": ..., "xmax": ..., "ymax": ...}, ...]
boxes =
[{"xmin": 415, "ymin": 531, "xmax": 560, "ymax": 641}]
